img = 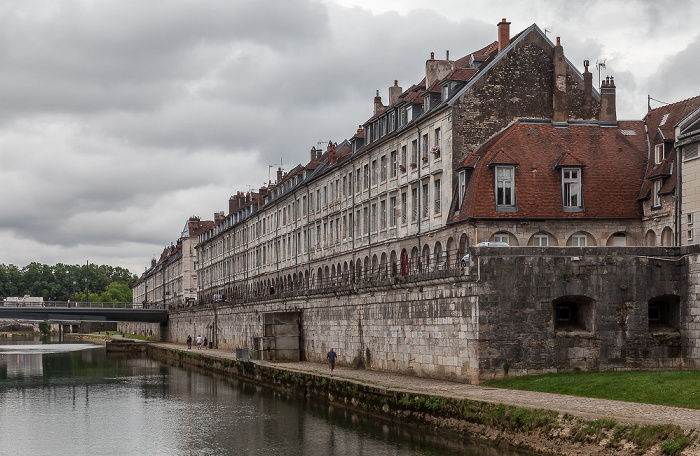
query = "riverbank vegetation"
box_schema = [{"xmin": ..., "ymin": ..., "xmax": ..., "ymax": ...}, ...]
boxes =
[
  {"xmin": 0, "ymin": 262, "xmax": 137, "ymax": 302},
  {"xmin": 484, "ymin": 370, "xmax": 700, "ymax": 409}
]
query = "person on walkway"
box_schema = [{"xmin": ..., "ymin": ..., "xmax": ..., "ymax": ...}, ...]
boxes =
[
  {"xmin": 196, "ymin": 335, "xmax": 202, "ymax": 349},
  {"xmin": 203, "ymin": 336, "xmax": 208, "ymax": 349},
  {"xmin": 187, "ymin": 335, "xmax": 192, "ymax": 350},
  {"xmin": 326, "ymin": 348, "xmax": 337, "ymax": 376}
]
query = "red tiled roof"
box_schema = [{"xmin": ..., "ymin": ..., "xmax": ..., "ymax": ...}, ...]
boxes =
[
  {"xmin": 450, "ymin": 120, "xmax": 647, "ymax": 221},
  {"xmin": 488, "ymin": 149, "xmax": 518, "ymax": 166},
  {"xmin": 444, "ymin": 68, "xmax": 478, "ymax": 82},
  {"xmin": 554, "ymin": 152, "xmax": 585, "ymax": 168},
  {"xmin": 454, "ymin": 41, "xmax": 498, "ymax": 68}
]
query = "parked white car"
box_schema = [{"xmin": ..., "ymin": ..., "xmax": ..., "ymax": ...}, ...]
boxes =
[{"xmin": 461, "ymin": 242, "xmax": 510, "ymax": 266}]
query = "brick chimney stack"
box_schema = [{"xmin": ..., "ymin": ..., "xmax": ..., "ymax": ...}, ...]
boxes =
[
  {"xmin": 498, "ymin": 18, "xmax": 511, "ymax": 52},
  {"xmin": 151, "ymin": 258, "xmax": 156, "ymax": 268},
  {"xmin": 425, "ymin": 51, "xmax": 454, "ymax": 88},
  {"xmin": 388, "ymin": 80, "xmax": 402, "ymax": 106},
  {"xmin": 600, "ymin": 76, "xmax": 617, "ymax": 124},
  {"xmin": 373, "ymin": 90, "xmax": 384, "ymax": 115},
  {"xmin": 276, "ymin": 167, "xmax": 283, "ymax": 184},
  {"xmin": 582, "ymin": 60, "xmax": 593, "ymax": 119},
  {"xmin": 310, "ymin": 146, "xmax": 318, "ymax": 163},
  {"xmin": 552, "ymin": 37, "xmax": 568, "ymax": 124}
]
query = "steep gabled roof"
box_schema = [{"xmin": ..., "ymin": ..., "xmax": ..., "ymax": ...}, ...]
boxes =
[{"xmin": 449, "ymin": 120, "xmax": 647, "ymax": 222}]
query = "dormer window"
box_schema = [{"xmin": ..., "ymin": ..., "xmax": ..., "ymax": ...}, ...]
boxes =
[
  {"xmin": 442, "ymin": 85, "xmax": 449, "ymax": 101},
  {"xmin": 654, "ymin": 144, "xmax": 663, "ymax": 165},
  {"xmin": 495, "ymin": 166, "xmax": 515, "ymax": 208},
  {"xmin": 562, "ymin": 168, "xmax": 583, "ymax": 211}
]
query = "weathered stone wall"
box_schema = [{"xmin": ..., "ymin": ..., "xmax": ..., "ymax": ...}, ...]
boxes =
[
  {"xmin": 122, "ymin": 247, "xmax": 696, "ymax": 384},
  {"xmin": 473, "ymin": 246, "xmax": 687, "ymax": 379}
]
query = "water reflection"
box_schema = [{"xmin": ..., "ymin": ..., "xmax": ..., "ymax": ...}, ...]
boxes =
[{"xmin": 0, "ymin": 337, "xmax": 534, "ymax": 456}]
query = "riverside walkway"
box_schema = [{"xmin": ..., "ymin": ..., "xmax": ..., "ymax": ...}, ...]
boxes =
[{"xmin": 153, "ymin": 342, "xmax": 700, "ymax": 430}]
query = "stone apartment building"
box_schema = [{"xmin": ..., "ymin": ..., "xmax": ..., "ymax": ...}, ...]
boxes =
[
  {"xmin": 196, "ymin": 19, "xmax": 610, "ymax": 302},
  {"xmin": 133, "ymin": 216, "xmax": 212, "ymax": 307}
]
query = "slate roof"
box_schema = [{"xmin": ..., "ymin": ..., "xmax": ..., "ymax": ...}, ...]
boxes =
[{"xmin": 449, "ymin": 120, "xmax": 647, "ymax": 222}]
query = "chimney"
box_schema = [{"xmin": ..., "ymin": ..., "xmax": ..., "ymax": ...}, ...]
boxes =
[
  {"xmin": 600, "ymin": 76, "xmax": 617, "ymax": 124},
  {"xmin": 388, "ymin": 80, "xmax": 402, "ymax": 105},
  {"xmin": 151, "ymin": 258, "xmax": 156, "ymax": 268},
  {"xmin": 425, "ymin": 51, "xmax": 454, "ymax": 88},
  {"xmin": 582, "ymin": 60, "xmax": 593, "ymax": 119},
  {"xmin": 373, "ymin": 90, "xmax": 384, "ymax": 115},
  {"xmin": 276, "ymin": 167, "xmax": 283, "ymax": 184},
  {"xmin": 552, "ymin": 37, "xmax": 568, "ymax": 124},
  {"xmin": 310, "ymin": 146, "xmax": 318, "ymax": 162},
  {"xmin": 498, "ymin": 18, "xmax": 511, "ymax": 52},
  {"xmin": 229, "ymin": 195, "xmax": 240, "ymax": 214}
]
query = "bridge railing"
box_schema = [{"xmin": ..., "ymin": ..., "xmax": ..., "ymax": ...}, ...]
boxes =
[{"xmin": 2, "ymin": 301, "xmax": 138, "ymax": 309}]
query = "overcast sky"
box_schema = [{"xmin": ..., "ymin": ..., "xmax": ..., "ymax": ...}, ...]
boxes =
[{"xmin": 0, "ymin": 0, "xmax": 698, "ymax": 275}]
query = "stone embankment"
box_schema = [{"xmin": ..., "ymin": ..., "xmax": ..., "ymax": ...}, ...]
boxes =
[{"xmin": 144, "ymin": 342, "xmax": 700, "ymax": 456}]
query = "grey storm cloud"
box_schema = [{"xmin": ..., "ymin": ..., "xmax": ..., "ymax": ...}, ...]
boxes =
[{"xmin": 0, "ymin": 0, "xmax": 697, "ymax": 273}]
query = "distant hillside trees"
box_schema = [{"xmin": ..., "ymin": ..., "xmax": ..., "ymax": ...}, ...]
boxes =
[{"xmin": 0, "ymin": 262, "xmax": 137, "ymax": 302}]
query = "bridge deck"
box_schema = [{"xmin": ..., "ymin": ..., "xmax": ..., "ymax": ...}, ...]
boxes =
[{"xmin": 0, "ymin": 307, "xmax": 168, "ymax": 323}]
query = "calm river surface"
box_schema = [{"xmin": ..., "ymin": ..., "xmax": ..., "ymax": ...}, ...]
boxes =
[{"xmin": 0, "ymin": 337, "xmax": 535, "ymax": 455}]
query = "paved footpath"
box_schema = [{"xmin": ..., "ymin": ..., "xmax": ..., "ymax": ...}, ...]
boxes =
[{"xmin": 154, "ymin": 342, "xmax": 700, "ymax": 430}]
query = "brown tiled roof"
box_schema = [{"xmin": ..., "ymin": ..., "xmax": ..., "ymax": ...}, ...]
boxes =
[
  {"xmin": 444, "ymin": 68, "xmax": 478, "ymax": 82},
  {"xmin": 454, "ymin": 41, "xmax": 498, "ymax": 68},
  {"xmin": 554, "ymin": 152, "xmax": 586, "ymax": 168},
  {"xmin": 449, "ymin": 120, "xmax": 647, "ymax": 222},
  {"xmin": 487, "ymin": 149, "xmax": 518, "ymax": 166}
]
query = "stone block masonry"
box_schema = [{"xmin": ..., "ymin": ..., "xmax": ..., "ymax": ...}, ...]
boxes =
[{"xmin": 121, "ymin": 247, "xmax": 696, "ymax": 384}]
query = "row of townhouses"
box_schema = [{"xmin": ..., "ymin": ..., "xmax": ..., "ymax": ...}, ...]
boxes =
[{"xmin": 134, "ymin": 19, "xmax": 700, "ymax": 310}]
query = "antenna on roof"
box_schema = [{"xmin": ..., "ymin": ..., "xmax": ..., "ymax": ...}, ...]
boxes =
[
  {"xmin": 595, "ymin": 59, "xmax": 606, "ymax": 89},
  {"xmin": 648, "ymin": 95, "xmax": 670, "ymax": 112},
  {"xmin": 268, "ymin": 157, "xmax": 284, "ymax": 184},
  {"xmin": 544, "ymin": 28, "xmax": 550, "ymax": 36}
]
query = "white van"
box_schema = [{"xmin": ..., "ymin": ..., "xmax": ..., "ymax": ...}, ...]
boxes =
[{"xmin": 461, "ymin": 242, "xmax": 510, "ymax": 266}]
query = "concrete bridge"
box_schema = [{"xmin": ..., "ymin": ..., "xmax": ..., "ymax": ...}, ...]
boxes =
[{"xmin": 0, "ymin": 306, "xmax": 168, "ymax": 324}]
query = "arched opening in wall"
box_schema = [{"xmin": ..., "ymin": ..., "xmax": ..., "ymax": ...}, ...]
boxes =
[
  {"xmin": 380, "ymin": 252, "xmax": 387, "ymax": 279},
  {"xmin": 528, "ymin": 231, "xmax": 557, "ymax": 246},
  {"xmin": 400, "ymin": 249, "xmax": 409, "ymax": 276},
  {"xmin": 645, "ymin": 230, "xmax": 657, "ymax": 246},
  {"xmin": 421, "ymin": 244, "xmax": 431, "ymax": 272},
  {"xmin": 606, "ymin": 232, "xmax": 628, "ymax": 246},
  {"xmin": 355, "ymin": 259, "xmax": 362, "ymax": 282},
  {"xmin": 337, "ymin": 263, "xmax": 342, "ymax": 285},
  {"xmin": 552, "ymin": 295, "xmax": 595, "ymax": 333},
  {"xmin": 492, "ymin": 231, "xmax": 517, "ymax": 245},
  {"xmin": 363, "ymin": 257, "xmax": 370, "ymax": 281},
  {"xmin": 446, "ymin": 237, "xmax": 455, "ymax": 268},
  {"xmin": 318, "ymin": 267, "xmax": 324, "ymax": 288},
  {"xmin": 410, "ymin": 247, "xmax": 419, "ymax": 274},
  {"xmin": 458, "ymin": 233, "xmax": 469, "ymax": 257},
  {"xmin": 648, "ymin": 295, "xmax": 681, "ymax": 333},
  {"xmin": 661, "ymin": 227, "xmax": 674, "ymax": 246},
  {"xmin": 371, "ymin": 254, "xmax": 378, "ymax": 279},
  {"xmin": 304, "ymin": 270, "xmax": 309, "ymax": 289},
  {"xmin": 331, "ymin": 264, "xmax": 336, "ymax": 285},
  {"xmin": 324, "ymin": 265, "xmax": 330, "ymax": 287},
  {"xmin": 434, "ymin": 242, "xmax": 443, "ymax": 269},
  {"xmin": 287, "ymin": 274, "xmax": 292, "ymax": 292},
  {"xmin": 566, "ymin": 231, "xmax": 596, "ymax": 246},
  {"xmin": 390, "ymin": 250, "xmax": 398, "ymax": 277}
]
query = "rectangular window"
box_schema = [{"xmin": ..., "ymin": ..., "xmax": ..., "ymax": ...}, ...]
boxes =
[
  {"xmin": 323, "ymin": 186, "xmax": 327, "ymax": 208},
  {"xmin": 380, "ymin": 155, "xmax": 387, "ymax": 181},
  {"xmin": 688, "ymin": 229, "xmax": 694, "ymax": 242},
  {"xmin": 372, "ymin": 159, "xmax": 378, "ymax": 184},
  {"xmin": 422, "ymin": 134, "xmax": 428, "ymax": 162},
  {"xmin": 533, "ymin": 234, "xmax": 548, "ymax": 246},
  {"xmin": 688, "ymin": 213, "xmax": 694, "ymax": 225},
  {"xmin": 434, "ymin": 179, "xmax": 441, "ymax": 214},
  {"xmin": 380, "ymin": 199, "xmax": 386, "ymax": 230},
  {"xmin": 390, "ymin": 150, "xmax": 397, "ymax": 178},
  {"xmin": 653, "ymin": 180, "xmax": 662, "ymax": 207},
  {"xmin": 458, "ymin": 171, "xmax": 466, "ymax": 208},
  {"xmin": 389, "ymin": 196, "xmax": 397, "ymax": 227},
  {"xmin": 571, "ymin": 234, "xmax": 587, "ymax": 246},
  {"xmin": 411, "ymin": 188, "xmax": 418, "ymax": 222},
  {"xmin": 363, "ymin": 207, "xmax": 369, "ymax": 234},
  {"xmin": 494, "ymin": 233, "xmax": 509, "ymax": 244},
  {"xmin": 401, "ymin": 146, "xmax": 407, "ymax": 170},
  {"xmin": 356, "ymin": 168, "xmax": 361, "ymax": 193},
  {"xmin": 342, "ymin": 176, "xmax": 347, "ymax": 197},
  {"xmin": 363, "ymin": 165, "xmax": 369, "ymax": 189},
  {"xmin": 422, "ymin": 182, "xmax": 429, "ymax": 219},
  {"xmin": 654, "ymin": 143, "xmax": 664, "ymax": 164},
  {"xmin": 401, "ymin": 192, "xmax": 407, "ymax": 224},
  {"xmin": 433, "ymin": 128, "xmax": 441, "ymax": 157},
  {"xmin": 309, "ymin": 193, "xmax": 313, "ymax": 213},
  {"xmin": 349, "ymin": 213, "xmax": 354, "ymax": 237},
  {"xmin": 371, "ymin": 204, "xmax": 377, "ymax": 232},
  {"xmin": 411, "ymin": 140, "xmax": 418, "ymax": 165},
  {"xmin": 316, "ymin": 189, "xmax": 321, "ymax": 211},
  {"xmin": 562, "ymin": 168, "xmax": 582, "ymax": 209},
  {"xmin": 495, "ymin": 166, "xmax": 515, "ymax": 207}
]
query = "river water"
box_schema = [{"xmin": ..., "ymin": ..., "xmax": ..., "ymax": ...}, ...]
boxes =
[{"xmin": 0, "ymin": 337, "xmax": 534, "ymax": 455}]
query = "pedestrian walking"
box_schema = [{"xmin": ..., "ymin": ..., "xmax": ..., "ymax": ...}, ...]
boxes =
[
  {"xmin": 203, "ymin": 336, "xmax": 208, "ymax": 349},
  {"xmin": 326, "ymin": 348, "xmax": 337, "ymax": 376},
  {"xmin": 187, "ymin": 335, "xmax": 192, "ymax": 350},
  {"xmin": 196, "ymin": 335, "xmax": 202, "ymax": 349}
]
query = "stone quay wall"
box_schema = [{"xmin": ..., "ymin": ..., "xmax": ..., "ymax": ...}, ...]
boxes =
[{"xmin": 121, "ymin": 247, "xmax": 697, "ymax": 384}]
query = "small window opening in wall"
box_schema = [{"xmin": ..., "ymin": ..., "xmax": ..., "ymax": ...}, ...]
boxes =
[
  {"xmin": 688, "ymin": 229, "xmax": 694, "ymax": 242},
  {"xmin": 553, "ymin": 296, "xmax": 594, "ymax": 333},
  {"xmin": 648, "ymin": 295, "xmax": 680, "ymax": 332},
  {"xmin": 688, "ymin": 213, "xmax": 694, "ymax": 226}
]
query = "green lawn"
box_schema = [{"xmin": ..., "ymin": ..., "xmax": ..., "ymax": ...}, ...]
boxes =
[{"xmin": 483, "ymin": 370, "xmax": 700, "ymax": 409}]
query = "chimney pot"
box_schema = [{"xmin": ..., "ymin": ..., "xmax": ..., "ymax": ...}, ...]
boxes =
[
  {"xmin": 394, "ymin": 79, "xmax": 398, "ymax": 86},
  {"xmin": 556, "ymin": 36, "xmax": 561, "ymax": 46},
  {"xmin": 446, "ymin": 50, "xmax": 449, "ymax": 60},
  {"xmin": 430, "ymin": 52, "xmax": 434, "ymax": 60},
  {"xmin": 600, "ymin": 75, "xmax": 617, "ymax": 124}
]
